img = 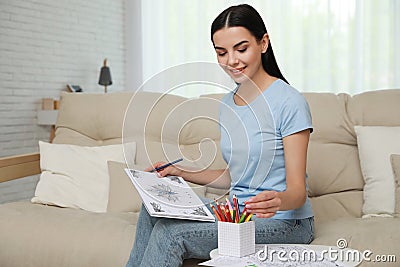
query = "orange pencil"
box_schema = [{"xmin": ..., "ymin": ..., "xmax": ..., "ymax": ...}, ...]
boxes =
[{"xmin": 210, "ymin": 204, "xmax": 222, "ymax": 221}]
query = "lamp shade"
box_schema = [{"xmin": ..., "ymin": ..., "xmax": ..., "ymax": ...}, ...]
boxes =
[{"xmin": 98, "ymin": 58, "xmax": 112, "ymax": 86}]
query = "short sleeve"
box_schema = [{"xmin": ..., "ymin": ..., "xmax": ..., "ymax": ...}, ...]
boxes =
[{"xmin": 280, "ymin": 94, "xmax": 313, "ymax": 137}]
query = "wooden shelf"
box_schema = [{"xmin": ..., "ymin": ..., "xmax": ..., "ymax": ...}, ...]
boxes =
[{"xmin": 37, "ymin": 110, "xmax": 58, "ymax": 125}]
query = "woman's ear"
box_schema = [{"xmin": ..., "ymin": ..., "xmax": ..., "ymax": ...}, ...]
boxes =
[{"xmin": 261, "ymin": 33, "xmax": 269, "ymax": 53}]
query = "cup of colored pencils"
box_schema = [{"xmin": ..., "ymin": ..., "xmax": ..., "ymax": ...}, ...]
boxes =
[
  {"xmin": 211, "ymin": 195, "xmax": 255, "ymax": 257},
  {"xmin": 209, "ymin": 195, "xmax": 253, "ymax": 223}
]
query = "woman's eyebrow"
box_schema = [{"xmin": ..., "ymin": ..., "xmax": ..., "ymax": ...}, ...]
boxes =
[{"xmin": 214, "ymin": 40, "xmax": 249, "ymax": 50}]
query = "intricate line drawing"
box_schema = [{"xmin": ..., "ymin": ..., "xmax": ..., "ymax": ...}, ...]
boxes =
[
  {"xmin": 130, "ymin": 170, "xmax": 139, "ymax": 178},
  {"xmin": 150, "ymin": 202, "xmax": 164, "ymax": 212},
  {"xmin": 125, "ymin": 169, "xmax": 215, "ymax": 221},
  {"xmin": 168, "ymin": 176, "xmax": 183, "ymax": 184},
  {"xmin": 148, "ymin": 184, "xmax": 180, "ymax": 202},
  {"xmin": 191, "ymin": 207, "xmax": 208, "ymax": 216}
]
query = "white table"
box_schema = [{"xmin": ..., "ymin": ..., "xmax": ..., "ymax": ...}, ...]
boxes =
[{"xmin": 201, "ymin": 244, "xmax": 362, "ymax": 267}]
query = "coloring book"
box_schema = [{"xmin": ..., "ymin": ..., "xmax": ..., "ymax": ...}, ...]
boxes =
[{"xmin": 124, "ymin": 169, "xmax": 215, "ymax": 222}]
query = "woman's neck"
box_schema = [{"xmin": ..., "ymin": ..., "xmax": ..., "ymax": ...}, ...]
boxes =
[{"xmin": 234, "ymin": 70, "xmax": 277, "ymax": 105}]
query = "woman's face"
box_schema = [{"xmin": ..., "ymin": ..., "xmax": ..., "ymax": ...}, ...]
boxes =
[{"xmin": 212, "ymin": 26, "xmax": 268, "ymax": 84}]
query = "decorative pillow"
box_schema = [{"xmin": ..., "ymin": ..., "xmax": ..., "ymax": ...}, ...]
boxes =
[
  {"xmin": 390, "ymin": 154, "xmax": 400, "ymax": 216},
  {"xmin": 354, "ymin": 126, "xmax": 400, "ymax": 218},
  {"xmin": 32, "ymin": 141, "xmax": 136, "ymax": 213},
  {"xmin": 107, "ymin": 161, "xmax": 144, "ymax": 213}
]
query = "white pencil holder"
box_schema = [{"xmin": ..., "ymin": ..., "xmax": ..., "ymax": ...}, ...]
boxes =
[{"xmin": 217, "ymin": 221, "xmax": 255, "ymax": 257}]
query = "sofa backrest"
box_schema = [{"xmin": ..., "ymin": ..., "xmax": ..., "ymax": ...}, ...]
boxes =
[
  {"xmin": 54, "ymin": 91, "xmax": 229, "ymax": 200},
  {"xmin": 304, "ymin": 89, "xmax": 400, "ymax": 222},
  {"xmin": 55, "ymin": 89, "xmax": 400, "ymax": 221}
]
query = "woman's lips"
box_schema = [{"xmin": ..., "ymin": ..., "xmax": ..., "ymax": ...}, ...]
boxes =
[{"xmin": 229, "ymin": 66, "xmax": 246, "ymax": 75}]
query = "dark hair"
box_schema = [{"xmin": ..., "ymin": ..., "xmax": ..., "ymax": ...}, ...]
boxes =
[{"xmin": 211, "ymin": 4, "xmax": 289, "ymax": 84}]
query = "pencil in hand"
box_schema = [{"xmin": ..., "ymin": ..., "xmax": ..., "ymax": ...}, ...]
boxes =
[{"xmin": 149, "ymin": 158, "xmax": 183, "ymax": 172}]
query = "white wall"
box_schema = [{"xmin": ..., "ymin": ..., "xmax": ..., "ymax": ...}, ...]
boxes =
[
  {"xmin": 0, "ymin": 0, "xmax": 127, "ymax": 203},
  {"xmin": 125, "ymin": 0, "xmax": 143, "ymax": 92}
]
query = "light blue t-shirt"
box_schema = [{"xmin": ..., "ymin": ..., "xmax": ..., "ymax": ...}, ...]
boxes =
[{"xmin": 219, "ymin": 79, "xmax": 313, "ymax": 219}]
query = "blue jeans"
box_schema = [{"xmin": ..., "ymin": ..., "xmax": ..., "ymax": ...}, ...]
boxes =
[{"xmin": 126, "ymin": 204, "xmax": 314, "ymax": 267}]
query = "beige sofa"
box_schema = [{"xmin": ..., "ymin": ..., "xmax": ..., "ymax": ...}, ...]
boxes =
[{"xmin": 0, "ymin": 89, "xmax": 399, "ymax": 267}]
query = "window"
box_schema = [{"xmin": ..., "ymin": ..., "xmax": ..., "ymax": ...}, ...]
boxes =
[{"xmin": 140, "ymin": 0, "xmax": 400, "ymax": 96}]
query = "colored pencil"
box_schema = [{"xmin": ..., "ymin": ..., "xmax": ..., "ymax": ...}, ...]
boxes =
[
  {"xmin": 241, "ymin": 205, "xmax": 247, "ymax": 216},
  {"xmin": 221, "ymin": 206, "xmax": 229, "ymax": 222},
  {"xmin": 210, "ymin": 204, "xmax": 222, "ymax": 221},
  {"xmin": 233, "ymin": 195, "xmax": 240, "ymax": 223},
  {"xmin": 239, "ymin": 211, "xmax": 247, "ymax": 223},
  {"xmin": 244, "ymin": 213, "xmax": 253, "ymax": 222},
  {"xmin": 215, "ymin": 199, "xmax": 224, "ymax": 221},
  {"xmin": 224, "ymin": 203, "xmax": 232, "ymax": 222},
  {"xmin": 226, "ymin": 197, "xmax": 234, "ymax": 218}
]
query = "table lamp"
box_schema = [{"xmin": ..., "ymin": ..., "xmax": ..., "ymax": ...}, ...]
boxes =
[{"xmin": 98, "ymin": 58, "xmax": 112, "ymax": 93}]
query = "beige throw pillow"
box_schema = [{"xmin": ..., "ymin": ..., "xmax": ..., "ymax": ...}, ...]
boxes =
[
  {"xmin": 107, "ymin": 161, "xmax": 144, "ymax": 213},
  {"xmin": 390, "ymin": 154, "xmax": 400, "ymax": 216},
  {"xmin": 32, "ymin": 141, "xmax": 136, "ymax": 213},
  {"xmin": 354, "ymin": 126, "xmax": 400, "ymax": 218}
]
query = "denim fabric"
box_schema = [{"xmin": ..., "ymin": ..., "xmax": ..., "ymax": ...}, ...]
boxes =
[{"xmin": 126, "ymin": 204, "xmax": 314, "ymax": 267}]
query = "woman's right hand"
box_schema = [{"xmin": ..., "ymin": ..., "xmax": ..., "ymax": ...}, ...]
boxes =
[{"xmin": 144, "ymin": 162, "xmax": 183, "ymax": 177}]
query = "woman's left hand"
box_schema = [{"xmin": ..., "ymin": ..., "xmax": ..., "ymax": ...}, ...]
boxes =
[{"xmin": 245, "ymin": 190, "xmax": 281, "ymax": 218}]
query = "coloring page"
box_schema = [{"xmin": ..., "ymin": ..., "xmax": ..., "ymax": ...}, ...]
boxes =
[{"xmin": 125, "ymin": 169, "xmax": 215, "ymax": 222}]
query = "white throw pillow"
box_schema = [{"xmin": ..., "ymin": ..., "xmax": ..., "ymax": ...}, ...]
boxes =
[
  {"xmin": 32, "ymin": 141, "xmax": 136, "ymax": 213},
  {"xmin": 354, "ymin": 126, "xmax": 400, "ymax": 218}
]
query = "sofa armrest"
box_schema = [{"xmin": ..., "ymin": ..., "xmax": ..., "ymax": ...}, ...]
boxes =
[{"xmin": 0, "ymin": 153, "xmax": 40, "ymax": 183}]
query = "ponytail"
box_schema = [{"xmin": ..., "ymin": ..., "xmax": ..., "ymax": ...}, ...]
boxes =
[{"xmin": 262, "ymin": 41, "xmax": 289, "ymax": 84}]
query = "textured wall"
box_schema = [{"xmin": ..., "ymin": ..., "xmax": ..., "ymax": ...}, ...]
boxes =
[{"xmin": 0, "ymin": 0, "xmax": 126, "ymax": 203}]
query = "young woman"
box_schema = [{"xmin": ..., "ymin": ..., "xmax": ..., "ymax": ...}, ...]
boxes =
[{"xmin": 126, "ymin": 4, "xmax": 314, "ymax": 267}]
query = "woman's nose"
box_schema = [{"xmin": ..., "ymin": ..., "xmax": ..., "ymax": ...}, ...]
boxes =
[{"xmin": 228, "ymin": 53, "xmax": 239, "ymax": 66}]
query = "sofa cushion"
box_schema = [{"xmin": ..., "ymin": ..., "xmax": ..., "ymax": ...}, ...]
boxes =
[
  {"xmin": 303, "ymin": 93, "xmax": 364, "ymax": 198},
  {"xmin": 312, "ymin": 217, "xmax": 400, "ymax": 266},
  {"xmin": 391, "ymin": 154, "xmax": 400, "ymax": 216},
  {"xmin": 55, "ymin": 92, "xmax": 133, "ymax": 144},
  {"xmin": 32, "ymin": 141, "xmax": 135, "ymax": 213},
  {"xmin": 347, "ymin": 89, "xmax": 400, "ymax": 127},
  {"xmin": 354, "ymin": 126, "xmax": 400, "ymax": 217},
  {"xmin": 309, "ymin": 191, "xmax": 363, "ymax": 224},
  {"xmin": 107, "ymin": 161, "xmax": 143, "ymax": 213},
  {"xmin": 0, "ymin": 202, "xmax": 136, "ymax": 267}
]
